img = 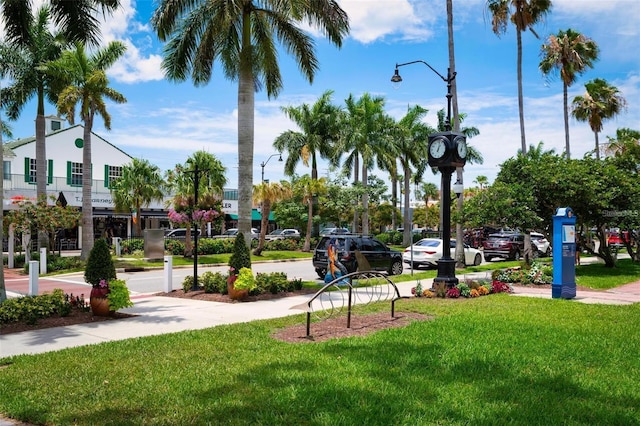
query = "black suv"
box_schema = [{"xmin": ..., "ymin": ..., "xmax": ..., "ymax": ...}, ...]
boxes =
[
  {"xmin": 312, "ymin": 235, "xmax": 403, "ymax": 279},
  {"xmin": 482, "ymin": 233, "xmax": 538, "ymax": 261}
]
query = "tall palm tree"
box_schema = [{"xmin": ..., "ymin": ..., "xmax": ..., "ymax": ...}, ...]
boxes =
[
  {"xmin": 0, "ymin": 6, "xmax": 65, "ymax": 201},
  {"xmin": 252, "ymin": 181, "xmax": 292, "ymax": 255},
  {"xmin": 339, "ymin": 93, "xmax": 387, "ymax": 235},
  {"xmin": 487, "ymin": 0, "xmax": 551, "ymax": 154},
  {"xmin": 540, "ymin": 28, "xmax": 599, "ymax": 158},
  {"xmin": 44, "ymin": 41, "xmax": 127, "ymax": 258},
  {"xmin": 474, "ymin": 175, "xmax": 489, "ymax": 189},
  {"xmin": 152, "ymin": 0, "xmax": 349, "ymax": 244},
  {"xmin": 111, "ymin": 158, "xmax": 165, "ymax": 237},
  {"xmin": 274, "ymin": 90, "xmax": 341, "ymax": 236},
  {"xmin": 295, "ymin": 175, "xmax": 327, "ymax": 251},
  {"xmin": 393, "ymin": 105, "xmax": 431, "ymax": 245},
  {"xmin": 572, "ymin": 78, "xmax": 627, "ymax": 160},
  {"xmin": 165, "ymin": 151, "xmax": 227, "ymax": 255},
  {"xmin": 1, "ymin": 0, "xmax": 121, "ymax": 48}
]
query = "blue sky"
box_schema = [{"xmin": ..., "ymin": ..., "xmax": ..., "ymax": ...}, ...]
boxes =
[{"xmin": 2, "ymin": 0, "xmax": 639, "ymax": 200}]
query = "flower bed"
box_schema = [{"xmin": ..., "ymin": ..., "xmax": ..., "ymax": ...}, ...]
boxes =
[{"xmin": 411, "ymin": 279, "xmax": 513, "ymax": 299}]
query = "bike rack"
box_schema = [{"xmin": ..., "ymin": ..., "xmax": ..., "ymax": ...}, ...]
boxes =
[{"xmin": 304, "ymin": 271, "xmax": 407, "ymax": 338}]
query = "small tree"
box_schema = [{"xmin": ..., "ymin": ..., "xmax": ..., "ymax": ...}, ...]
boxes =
[
  {"xmin": 84, "ymin": 238, "xmax": 116, "ymax": 286},
  {"xmin": 228, "ymin": 233, "xmax": 251, "ymax": 276}
]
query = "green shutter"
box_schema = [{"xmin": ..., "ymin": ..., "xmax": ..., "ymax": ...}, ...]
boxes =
[
  {"xmin": 66, "ymin": 161, "xmax": 72, "ymax": 185},
  {"xmin": 104, "ymin": 164, "xmax": 109, "ymax": 187},
  {"xmin": 47, "ymin": 159, "xmax": 53, "ymax": 184},
  {"xmin": 24, "ymin": 158, "xmax": 30, "ymax": 182}
]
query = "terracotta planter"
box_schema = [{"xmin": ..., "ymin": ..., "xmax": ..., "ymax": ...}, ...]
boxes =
[
  {"xmin": 227, "ymin": 276, "xmax": 248, "ymax": 301},
  {"xmin": 90, "ymin": 287, "xmax": 113, "ymax": 316}
]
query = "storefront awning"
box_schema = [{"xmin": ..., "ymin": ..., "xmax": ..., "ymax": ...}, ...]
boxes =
[{"xmin": 227, "ymin": 210, "xmax": 274, "ymax": 221}]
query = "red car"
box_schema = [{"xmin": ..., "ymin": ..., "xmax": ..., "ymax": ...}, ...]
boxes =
[{"xmin": 607, "ymin": 232, "xmax": 630, "ymax": 247}]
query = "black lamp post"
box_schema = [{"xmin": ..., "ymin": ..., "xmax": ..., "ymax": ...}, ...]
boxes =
[
  {"xmin": 184, "ymin": 164, "xmax": 208, "ymax": 291},
  {"xmin": 391, "ymin": 60, "xmax": 466, "ymax": 288},
  {"xmin": 260, "ymin": 153, "xmax": 283, "ymax": 183}
]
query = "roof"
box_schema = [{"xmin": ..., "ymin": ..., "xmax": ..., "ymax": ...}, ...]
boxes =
[{"xmin": 5, "ymin": 124, "xmax": 133, "ymax": 159}]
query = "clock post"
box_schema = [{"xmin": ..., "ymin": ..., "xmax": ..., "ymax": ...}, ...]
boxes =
[{"xmin": 391, "ymin": 59, "xmax": 467, "ymax": 289}]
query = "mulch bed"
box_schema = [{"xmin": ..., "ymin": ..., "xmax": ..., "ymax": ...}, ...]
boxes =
[
  {"xmin": 0, "ymin": 311, "xmax": 136, "ymax": 335},
  {"xmin": 155, "ymin": 288, "xmax": 318, "ymax": 303}
]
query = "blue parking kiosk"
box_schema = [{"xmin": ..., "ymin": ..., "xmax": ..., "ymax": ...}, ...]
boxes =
[{"xmin": 552, "ymin": 207, "xmax": 576, "ymax": 299}]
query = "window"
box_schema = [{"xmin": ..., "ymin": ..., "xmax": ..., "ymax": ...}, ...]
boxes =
[
  {"xmin": 24, "ymin": 157, "xmax": 53, "ymax": 184},
  {"xmin": 51, "ymin": 120, "xmax": 61, "ymax": 131},
  {"xmin": 70, "ymin": 162, "xmax": 82, "ymax": 186},
  {"xmin": 3, "ymin": 161, "xmax": 11, "ymax": 180},
  {"xmin": 104, "ymin": 165, "xmax": 122, "ymax": 187}
]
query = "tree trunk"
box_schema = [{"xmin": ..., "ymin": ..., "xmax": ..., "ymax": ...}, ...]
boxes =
[
  {"xmin": 81, "ymin": 116, "xmax": 95, "ymax": 260},
  {"xmin": 361, "ymin": 163, "xmax": 369, "ymax": 236},
  {"xmin": 516, "ymin": 29, "xmax": 527, "ymax": 154},
  {"xmin": 303, "ymin": 198, "xmax": 313, "ymax": 252},
  {"xmin": 36, "ymin": 91, "xmax": 49, "ymax": 251},
  {"xmin": 238, "ymin": 12, "xmax": 255, "ymax": 244},
  {"xmin": 402, "ymin": 164, "xmax": 411, "ymax": 246},
  {"xmin": 594, "ymin": 131, "xmax": 600, "ymax": 160},
  {"xmin": 563, "ymin": 82, "xmax": 571, "ymax": 158},
  {"xmin": 254, "ymin": 201, "xmax": 270, "ymax": 255},
  {"xmin": 0, "ymin": 96, "xmax": 5, "ymax": 302},
  {"xmin": 352, "ymin": 155, "xmax": 359, "ymax": 233}
]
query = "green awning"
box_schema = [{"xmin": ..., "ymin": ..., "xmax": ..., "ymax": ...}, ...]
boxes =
[{"xmin": 227, "ymin": 210, "xmax": 274, "ymax": 220}]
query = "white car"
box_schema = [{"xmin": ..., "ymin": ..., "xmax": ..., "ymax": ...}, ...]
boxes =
[
  {"xmin": 403, "ymin": 238, "xmax": 483, "ymax": 269},
  {"xmin": 266, "ymin": 229, "xmax": 301, "ymax": 240},
  {"xmin": 212, "ymin": 228, "xmax": 259, "ymax": 240},
  {"xmin": 531, "ymin": 232, "xmax": 551, "ymax": 256}
]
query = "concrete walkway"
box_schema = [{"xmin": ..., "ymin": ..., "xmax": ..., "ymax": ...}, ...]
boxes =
[{"xmin": 2, "ymin": 276, "xmax": 639, "ymax": 359}]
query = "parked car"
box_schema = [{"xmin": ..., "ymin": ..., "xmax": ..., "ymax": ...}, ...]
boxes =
[
  {"xmin": 530, "ymin": 232, "xmax": 551, "ymax": 256},
  {"xmin": 403, "ymin": 238, "xmax": 483, "ymax": 269},
  {"xmin": 212, "ymin": 228, "xmax": 259, "ymax": 240},
  {"xmin": 607, "ymin": 231, "xmax": 630, "ymax": 247},
  {"xmin": 482, "ymin": 232, "xmax": 538, "ymax": 262},
  {"xmin": 320, "ymin": 227, "xmax": 351, "ymax": 236},
  {"xmin": 312, "ymin": 235, "xmax": 403, "ymax": 279},
  {"xmin": 164, "ymin": 228, "xmax": 201, "ymax": 239},
  {"xmin": 265, "ymin": 229, "xmax": 301, "ymax": 240}
]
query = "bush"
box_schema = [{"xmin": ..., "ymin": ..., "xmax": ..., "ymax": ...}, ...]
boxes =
[
  {"xmin": 182, "ymin": 275, "xmax": 196, "ymax": 293},
  {"xmin": 107, "ymin": 279, "xmax": 134, "ymax": 311},
  {"xmin": 264, "ymin": 239, "xmax": 301, "ymax": 251},
  {"xmin": 165, "ymin": 239, "xmax": 185, "ymax": 256},
  {"xmin": 197, "ymin": 238, "xmax": 229, "ymax": 255},
  {"xmin": 84, "ymin": 238, "xmax": 116, "ymax": 286},
  {"xmin": 201, "ymin": 271, "xmax": 226, "ymax": 293},
  {"xmin": 256, "ymin": 272, "xmax": 289, "ymax": 294},
  {"xmin": 229, "ymin": 233, "xmax": 251, "ymax": 274},
  {"xmin": 0, "ymin": 289, "xmax": 87, "ymax": 325},
  {"xmin": 121, "ymin": 238, "xmax": 144, "ymax": 255}
]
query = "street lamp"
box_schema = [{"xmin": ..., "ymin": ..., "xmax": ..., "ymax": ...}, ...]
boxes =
[
  {"xmin": 260, "ymin": 153, "xmax": 283, "ymax": 183},
  {"xmin": 391, "ymin": 60, "xmax": 467, "ymax": 289}
]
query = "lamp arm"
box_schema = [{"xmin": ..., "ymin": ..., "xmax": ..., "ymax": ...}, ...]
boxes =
[{"xmin": 396, "ymin": 60, "xmax": 450, "ymax": 82}]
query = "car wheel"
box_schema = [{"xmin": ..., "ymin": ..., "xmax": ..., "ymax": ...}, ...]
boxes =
[
  {"xmin": 474, "ymin": 253, "xmax": 482, "ymax": 266},
  {"xmin": 316, "ymin": 268, "xmax": 326, "ymax": 280},
  {"xmin": 389, "ymin": 260, "xmax": 403, "ymax": 275}
]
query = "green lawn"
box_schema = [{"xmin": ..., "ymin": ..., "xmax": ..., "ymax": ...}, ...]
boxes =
[{"xmin": 1, "ymin": 295, "xmax": 639, "ymax": 425}]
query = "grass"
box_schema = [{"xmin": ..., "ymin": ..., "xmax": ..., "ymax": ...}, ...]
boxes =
[
  {"xmin": 113, "ymin": 250, "xmax": 313, "ymax": 269},
  {"xmin": 0, "ymin": 296, "xmax": 638, "ymax": 425},
  {"xmin": 575, "ymin": 258, "xmax": 640, "ymax": 289}
]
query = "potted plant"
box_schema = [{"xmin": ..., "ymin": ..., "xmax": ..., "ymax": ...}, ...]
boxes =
[
  {"xmin": 228, "ymin": 267, "xmax": 255, "ymax": 301},
  {"xmin": 85, "ymin": 238, "xmax": 118, "ymax": 315}
]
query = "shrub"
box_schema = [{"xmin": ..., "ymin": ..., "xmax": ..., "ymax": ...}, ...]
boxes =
[
  {"xmin": 165, "ymin": 239, "xmax": 185, "ymax": 256},
  {"xmin": 456, "ymin": 282, "xmax": 471, "ymax": 298},
  {"xmin": 492, "ymin": 280, "xmax": 512, "ymax": 294},
  {"xmin": 182, "ymin": 275, "xmax": 196, "ymax": 293},
  {"xmin": 121, "ymin": 238, "xmax": 144, "ymax": 255},
  {"xmin": 107, "ymin": 279, "xmax": 134, "ymax": 311},
  {"xmin": 0, "ymin": 289, "xmax": 86, "ymax": 325},
  {"xmin": 234, "ymin": 267, "xmax": 256, "ymax": 293},
  {"xmin": 256, "ymin": 272, "xmax": 289, "ymax": 294},
  {"xmin": 84, "ymin": 238, "xmax": 116, "ymax": 286},
  {"xmin": 288, "ymin": 277, "xmax": 304, "ymax": 291},
  {"xmin": 446, "ymin": 287, "xmax": 461, "ymax": 298},
  {"xmin": 201, "ymin": 271, "xmax": 226, "ymax": 293},
  {"xmin": 197, "ymin": 238, "xmax": 228, "ymax": 255},
  {"xmin": 229, "ymin": 233, "xmax": 251, "ymax": 274}
]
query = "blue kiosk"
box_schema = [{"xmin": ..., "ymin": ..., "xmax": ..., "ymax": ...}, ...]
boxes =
[{"xmin": 552, "ymin": 207, "xmax": 577, "ymax": 299}]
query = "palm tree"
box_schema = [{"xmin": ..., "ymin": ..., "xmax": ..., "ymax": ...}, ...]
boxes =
[
  {"xmin": 572, "ymin": 79, "xmax": 627, "ymax": 160},
  {"xmin": 111, "ymin": 158, "xmax": 165, "ymax": 237},
  {"xmin": 487, "ymin": 0, "xmax": 551, "ymax": 154},
  {"xmin": 393, "ymin": 105, "xmax": 432, "ymax": 245},
  {"xmin": 1, "ymin": 0, "xmax": 121, "ymax": 48},
  {"xmin": 540, "ymin": 28, "xmax": 599, "ymax": 158},
  {"xmin": 252, "ymin": 181, "xmax": 292, "ymax": 255},
  {"xmin": 44, "ymin": 41, "xmax": 127, "ymax": 258},
  {"xmin": 604, "ymin": 128, "xmax": 640, "ymax": 157},
  {"xmin": 273, "ymin": 90, "xmax": 341, "ymax": 236},
  {"xmin": 165, "ymin": 151, "xmax": 227, "ymax": 256},
  {"xmin": 152, "ymin": 0, "xmax": 349, "ymax": 244},
  {"xmin": 0, "ymin": 6, "xmax": 65, "ymax": 202},
  {"xmin": 474, "ymin": 175, "xmax": 489, "ymax": 189},
  {"xmin": 295, "ymin": 175, "xmax": 327, "ymax": 251},
  {"xmin": 339, "ymin": 93, "xmax": 387, "ymax": 235}
]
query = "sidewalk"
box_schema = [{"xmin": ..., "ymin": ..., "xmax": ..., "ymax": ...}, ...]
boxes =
[{"xmin": 2, "ymin": 277, "xmax": 639, "ymax": 359}]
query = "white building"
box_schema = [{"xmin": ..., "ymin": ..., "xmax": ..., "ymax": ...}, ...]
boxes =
[{"xmin": 4, "ymin": 116, "xmax": 169, "ymax": 246}]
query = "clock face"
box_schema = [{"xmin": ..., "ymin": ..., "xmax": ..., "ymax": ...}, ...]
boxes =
[
  {"xmin": 457, "ymin": 140, "xmax": 467, "ymax": 158},
  {"xmin": 429, "ymin": 139, "xmax": 446, "ymax": 159}
]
